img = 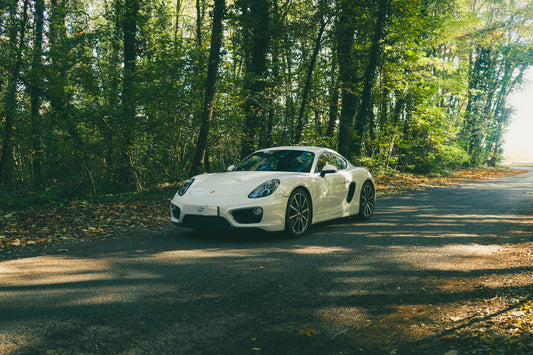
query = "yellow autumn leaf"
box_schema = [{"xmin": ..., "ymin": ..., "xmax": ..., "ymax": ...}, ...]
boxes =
[{"xmin": 299, "ymin": 328, "xmax": 316, "ymax": 336}]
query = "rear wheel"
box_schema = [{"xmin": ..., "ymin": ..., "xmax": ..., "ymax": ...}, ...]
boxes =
[
  {"xmin": 285, "ymin": 188, "xmax": 311, "ymax": 237},
  {"xmin": 358, "ymin": 180, "xmax": 375, "ymax": 220}
]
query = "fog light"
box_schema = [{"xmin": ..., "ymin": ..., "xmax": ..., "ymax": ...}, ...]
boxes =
[
  {"xmin": 231, "ymin": 207, "xmax": 264, "ymax": 224},
  {"xmin": 171, "ymin": 203, "xmax": 181, "ymax": 219}
]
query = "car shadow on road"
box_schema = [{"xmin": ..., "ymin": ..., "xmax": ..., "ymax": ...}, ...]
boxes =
[{"xmin": 176, "ymin": 227, "xmax": 288, "ymax": 243}]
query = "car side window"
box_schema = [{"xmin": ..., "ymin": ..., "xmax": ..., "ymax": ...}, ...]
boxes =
[
  {"xmin": 315, "ymin": 152, "xmax": 348, "ymax": 173},
  {"xmin": 332, "ymin": 153, "xmax": 347, "ymax": 170},
  {"xmin": 315, "ymin": 153, "xmax": 328, "ymax": 173}
]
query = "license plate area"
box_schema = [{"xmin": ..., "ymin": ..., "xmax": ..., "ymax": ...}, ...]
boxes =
[{"xmin": 191, "ymin": 206, "xmax": 219, "ymax": 216}]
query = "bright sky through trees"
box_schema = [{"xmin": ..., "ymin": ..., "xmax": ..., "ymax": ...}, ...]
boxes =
[{"xmin": 504, "ymin": 69, "xmax": 533, "ymax": 163}]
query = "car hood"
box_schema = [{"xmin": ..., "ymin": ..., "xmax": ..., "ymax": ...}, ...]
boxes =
[{"xmin": 186, "ymin": 171, "xmax": 291, "ymax": 198}]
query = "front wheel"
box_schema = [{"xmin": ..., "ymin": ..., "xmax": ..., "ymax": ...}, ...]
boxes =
[
  {"xmin": 358, "ymin": 180, "xmax": 375, "ymax": 220},
  {"xmin": 285, "ymin": 188, "xmax": 312, "ymax": 237}
]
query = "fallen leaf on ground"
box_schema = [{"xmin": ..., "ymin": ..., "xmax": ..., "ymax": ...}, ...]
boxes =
[{"xmin": 299, "ymin": 328, "xmax": 316, "ymax": 336}]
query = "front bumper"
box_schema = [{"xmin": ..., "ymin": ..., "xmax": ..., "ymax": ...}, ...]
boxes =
[{"xmin": 170, "ymin": 195, "xmax": 288, "ymax": 232}]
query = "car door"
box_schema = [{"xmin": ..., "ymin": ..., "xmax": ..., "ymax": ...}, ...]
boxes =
[
  {"xmin": 327, "ymin": 153, "xmax": 351, "ymax": 207},
  {"xmin": 313, "ymin": 152, "xmax": 349, "ymax": 218}
]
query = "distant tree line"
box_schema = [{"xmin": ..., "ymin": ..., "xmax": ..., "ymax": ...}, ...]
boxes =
[{"xmin": 0, "ymin": 0, "xmax": 532, "ymax": 195}]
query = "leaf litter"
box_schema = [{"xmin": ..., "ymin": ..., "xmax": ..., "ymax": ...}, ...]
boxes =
[{"xmin": 0, "ymin": 200, "xmax": 168, "ymax": 258}]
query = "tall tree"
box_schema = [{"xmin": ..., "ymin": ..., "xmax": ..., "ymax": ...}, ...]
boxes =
[
  {"xmin": 353, "ymin": 0, "xmax": 388, "ymax": 156},
  {"xmin": 196, "ymin": 0, "xmax": 205, "ymax": 48},
  {"xmin": 190, "ymin": 0, "xmax": 226, "ymax": 175},
  {"xmin": 0, "ymin": 0, "xmax": 29, "ymax": 182},
  {"xmin": 174, "ymin": 0, "xmax": 182, "ymax": 43},
  {"xmin": 460, "ymin": 0, "xmax": 533, "ymax": 165},
  {"xmin": 29, "ymin": 0, "xmax": 45, "ymax": 186},
  {"xmin": 335, "ymin": 0, "xmax": 358, "ymax": 157},
  {"xmin": 294, "ymin": 7, "xmax": 328, "ymax": 143},
  {"xmin": 240, "ymin": 0, "xmax": 271, "ymax": 157},
  {"xmin": 118, "ymin": 0, "xmax": 140, "ymax": 189},
  {"xmin": 325, "ymin": 55, "xmax": 339, "ymax": 139}
]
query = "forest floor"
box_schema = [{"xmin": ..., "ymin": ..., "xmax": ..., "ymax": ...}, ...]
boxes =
[{"xmin": 1, "ymin": 167, "xmax": 532, "ymax": 354}]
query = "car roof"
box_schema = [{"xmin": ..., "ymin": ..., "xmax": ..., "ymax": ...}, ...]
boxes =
[{"xmin": 256, "ymin": 146, "xmax": 335, "ymax": 155}]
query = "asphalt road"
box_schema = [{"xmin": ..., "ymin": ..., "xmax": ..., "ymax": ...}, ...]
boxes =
[{"xmin": 1, "ymin": 169, "xmax": 532, "ymax": 354}]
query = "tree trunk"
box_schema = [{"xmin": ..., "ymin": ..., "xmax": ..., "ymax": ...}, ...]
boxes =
[
  {"xmin": 174, "ymin": 0, "xmax": 182, "ymax": 43},
  {"xmin": 101, "ymin": 0, "xmax": 122, "ymax": 188},
  {"xmin": 119, "ymin": 0, "xmax": 139, "ymax": 189},
  {"xmin": 260, "ymin": 0, "xmax": 282, "ymax": 149},
  {"xmin": 241, "ymin": 0, "xmax": 270, "ymax": 157},
  {"xmin": 294, "ymin": 18, "xmax": 327, "ymax": 144},
  {"xmin": 463, "ymin": 46, "xmax": 489, "ymax": 165},
  {"xmin": 122, "ymin": 0, "xmax": 139, "ymax": 134},
  {"xmin": 335, "ymin": 0, "xmax": 357, "ymax": 157},
  {"xmin": 29, "ymin": 0, "xmax": 45, "ymax": 186},
  {"xmin": 325, "ymin": 56, "xmax": 339, "ymax": 139},
  {"xmin": 190, "ymin": 0, "xmax": 226, "ymax": 175},
  {"xmin": 196, "ymin": 0, "xmax": 203, "ymax": 48},
  {"xmin": 0, "ymin": 0, "xmax": 30, "ymax": 182},
  {"xmin": 353, "ymin": 0, "xmax": 388, "ymax": 156}
]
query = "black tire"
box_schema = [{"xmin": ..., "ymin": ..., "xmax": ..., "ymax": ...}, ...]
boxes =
[
  {"xmin": 358, "ymin": 180, "xmax": 375, "ymax": 220},
  {"xmin": 285, "ymin": 188, "xmax": 312, "ymax": 237}
]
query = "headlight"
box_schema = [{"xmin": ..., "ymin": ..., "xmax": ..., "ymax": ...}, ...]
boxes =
[
  {"xmin": 178, "ymin": 178, "xmax": 195, "ymax": 196},
  {"xmin": 248, "ymin": 179, "xmax": 280, "ymax": 199}
]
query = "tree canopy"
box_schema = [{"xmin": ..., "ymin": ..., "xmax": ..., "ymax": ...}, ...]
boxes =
[{"xmin": 0, "ymin": 0, "xmax": 532, "ymax": 196}]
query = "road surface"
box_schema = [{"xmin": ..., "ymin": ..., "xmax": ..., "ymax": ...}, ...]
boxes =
[{"xmin": 1, "ymin": 169, "xmax": 532, "ymax": 354}]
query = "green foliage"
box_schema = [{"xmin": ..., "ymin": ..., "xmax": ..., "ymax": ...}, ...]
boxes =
[{"xmin": 0, "ymin": 0, "xmax": 531, "ymax": 202}]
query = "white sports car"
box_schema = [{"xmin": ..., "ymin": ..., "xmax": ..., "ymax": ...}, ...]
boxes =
[{"xmin": 170, "ymin": 146, "xmax": 375, "ymax": 236}]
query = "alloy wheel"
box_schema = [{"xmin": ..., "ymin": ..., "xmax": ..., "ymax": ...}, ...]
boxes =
[
  {"xmin": 359, "ymin": 181, "xmax": 375, "ymax": 219},
  {"xmin": 286, "ymin": 189, "xmax": 311, "ymax": 236}
]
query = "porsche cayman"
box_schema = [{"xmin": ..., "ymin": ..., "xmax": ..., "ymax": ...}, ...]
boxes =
[{"xmin": 170, "ymin": 146, "xmax": 375, "ymax": 236}]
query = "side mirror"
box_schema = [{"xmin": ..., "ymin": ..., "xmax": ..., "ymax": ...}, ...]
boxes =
[
  {"xmin": 320, "ymin": 164, "xmax": 338, "ymax": 177},
  {"xmin": 227, "ymin": 165, "xmax": 235, "ymax": 172}
]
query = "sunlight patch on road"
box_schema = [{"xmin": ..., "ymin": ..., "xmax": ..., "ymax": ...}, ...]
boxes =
[
  {"xmin": 288, "ymin": 246, "xmax": 350, "ymax": 255},
  {"xmin": 153, "ymin": 248, "xmax": 266, "ymax": 260},
  {"xmin": 393, "ymin": 244, "xmax": 505, "ymax": 271},
  {"xmin": 153, "ymin": 245, "xmax": 351, "ymax": 261},
  {"xmin": 317, "ymin": 306, "xmax": 367, "ymax": 326},
  {"xmin": 417, "ymin": 214, "xmax": 531, "ymax": 223},
  {"xmin": 0, "ymin": 256, "xmax": 113, "ymax": 287}
]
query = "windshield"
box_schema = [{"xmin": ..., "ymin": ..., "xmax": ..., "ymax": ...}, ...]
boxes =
[{"xmin": 234, "ymin": 150, "xmax": 315, "ymax": 173}]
